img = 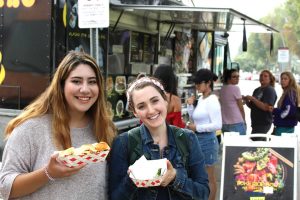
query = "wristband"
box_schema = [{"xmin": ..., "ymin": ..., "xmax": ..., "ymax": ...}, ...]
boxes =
[{"xmin": 44, "ymin": 167, "xmax": 55, "ymax": 181}]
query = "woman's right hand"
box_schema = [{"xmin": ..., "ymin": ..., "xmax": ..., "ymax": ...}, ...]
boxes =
[
  {"xmin": 186, "ymin": 122, "xmax": 196, "ymax": 132},
  {"xmin": 46, "ymin": 153, "xmax": 87, "ymax": 179},
  {"xmin": 186, "ymin": 96, "xmax": 195, "ymax": 105},
  {"xmin": 267, "ymin": 105, "xmax": 274, "ymax": 112},
  {"xmin": 160, "ymin": 160, "xmax": 176, "ymax": 187}
]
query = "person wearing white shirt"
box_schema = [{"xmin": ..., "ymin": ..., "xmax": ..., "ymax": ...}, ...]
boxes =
[{"xmin": 186, "ymin": 69, "xmax": 222, "ymax": 200}]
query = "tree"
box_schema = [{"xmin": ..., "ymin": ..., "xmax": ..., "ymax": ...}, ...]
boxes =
[{"xmin": 234, "ymin": 0, "xmax": 300, "ymax": 73}]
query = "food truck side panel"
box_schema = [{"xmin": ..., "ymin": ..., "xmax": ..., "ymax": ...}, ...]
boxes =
[
  {"xmin": 0, "ymin": 1, "xmax": 53, "ymax": 109},
  {"xmin": 0, "ymin": 0, "xmax": 136, "ymax": 125}
]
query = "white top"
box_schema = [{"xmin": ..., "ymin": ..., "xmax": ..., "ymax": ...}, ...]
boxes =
[
  {"xmin": 187, "ymin": 94, "xmax": 222, "ymax": 133},
  {"xmin": 0, "ymin": 115, "xmax": 107, "ymax": 200}
]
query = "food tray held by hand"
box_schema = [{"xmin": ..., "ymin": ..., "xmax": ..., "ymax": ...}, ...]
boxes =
[
  {"xmin": 130, "ymin": 176, "xmax": 163, "ymax": 188},
  {"xmin": 56, "ymin": 142, "xmax": 110, "ymax": 168},
  {"xmin": 57, "ymin": 149, "xmax": 110, "ymax": 168},
  {"xmin": 129, "ymin": 156, "xmax": 167, "ymax": 188}
]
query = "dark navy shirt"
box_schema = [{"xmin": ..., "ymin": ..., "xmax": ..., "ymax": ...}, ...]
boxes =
[
  {"xmin": 273, "ymin": 90, "xmax": 298, "ymax": 127},
  {"xmin": 250, "ymin": 85, "xmax": 277, "ymax": 126}
]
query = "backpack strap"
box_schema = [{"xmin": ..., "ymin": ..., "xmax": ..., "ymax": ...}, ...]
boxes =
[
  {"xmin": 170, "ymin": 125, "xmax": 189, "ymax": 168},
  {"xmin": 127, "ymin": 125, "xmax": 189, "ymax": 168},
  {"xmin": 128, "ymin": 127, "xmax": 143, "ymax": 165}
]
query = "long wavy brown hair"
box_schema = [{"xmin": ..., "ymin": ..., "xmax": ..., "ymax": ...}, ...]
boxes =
[
  {"xmin": 277, "ymin": 71, "xmax": 298, "ymax": 108},
  {"xmin": 260, "ymin": 70, "xmax": 276, "ymax": 87},
  {"xmin": 5, "ymin": 51, "xmax": 116, "ymax": 149}
]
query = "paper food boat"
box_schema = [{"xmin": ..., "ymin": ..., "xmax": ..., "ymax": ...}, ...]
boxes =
[
  {"xmin": 56, "ymin": 143, "xmax": 110, "ymax": 168},
  {"xmin": 129, "ymin": 156, "xmax": 167, "ymax": 187}
]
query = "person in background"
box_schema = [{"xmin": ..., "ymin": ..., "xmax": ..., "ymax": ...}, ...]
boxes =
[
  {"xmin": 109, "ymin": 76, "xmax": 209, "ymax": 200},
  {"xmin": 136, "ymin": 72, "xmax": 147, "ymax": 79},
  {"xmin": 153, "ymin": 65, "xmax": 185, "ymax": 128},
  {"xmin": 0, "ymin": 51, "xmax": 116, "ymax": 200},
  {"xmin": 186, "ymin": 69, "xmax": 221, "ymax": 200},
  {"xmin": 219, "ymin": 69, "xmax": 246, "ymax": 135},
  {"xmin": 125, "ymin": 73, "xmax": 146, "ymax": 113},
  {"xmin": 271, "ymin": 71, "xmax": 298, "ymax": 135},
  {"xmin": 243, "ymin": 70, "xmax": 277, "ymax": 138}
]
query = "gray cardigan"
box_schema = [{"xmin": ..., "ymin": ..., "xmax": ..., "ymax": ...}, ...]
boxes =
[{"xmin": 0, "ymin": 115, "xmax": 107, "ymax": 200}]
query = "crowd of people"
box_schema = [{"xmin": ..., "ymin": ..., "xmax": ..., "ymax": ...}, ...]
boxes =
[
  {"xmin": 0, "ymin": 51, "xmax": 298, "ymax": 200},
  {"xmin": 243, "ymin": 70, "xmax": 299, "ymax": 137}
]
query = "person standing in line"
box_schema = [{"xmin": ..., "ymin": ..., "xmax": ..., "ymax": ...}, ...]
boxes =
[
  {"xmin": 0, "ymin": 51, "xmax": 116, "ymax": 200},
  {"xmin": 243, "ymin": 70, "xmax": 277, "ymax": 137},
  {"xmin": 109, "ymin": 76, "xmax": 209, "ymax": 200},
  {"xmin": 153, "ymin": 65, "xmax": 185, "ymax": 128},
  {"xmin": 219, "ymin": 69, "xmax": 246, "ymax": 135},
  {"xmin": 186, "ymin": 69, "xmax": 222, "ymax": 200},
  {"xmin": 271, "ymin": 71, "xmax": 298, "ymax": 136}
]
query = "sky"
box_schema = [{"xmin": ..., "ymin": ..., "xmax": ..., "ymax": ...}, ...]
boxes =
[
  {"xmin": 190, "ymin": 0, "xmax": 286, "ymax": 20},
  {"xmin": 183, "ymin": 0, "xmax": 286, "ymax": 57}
]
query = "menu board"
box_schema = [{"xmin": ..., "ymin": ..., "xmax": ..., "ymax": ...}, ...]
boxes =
[
  {"xmin": 109, "ymin": 30, "xmax": 130, "ymax": 74},
  {"xmin": 106, "ymin": 75, "xmax": 136, "ymax": 121},
  {"xmin": 220, "ymin": 134, "xmax": 298, "ymax": 200},
  {"xmin": 130, "ymin": 31, "xmax": 143, "ymax": 62},
  {"xmin": 130, "ymin": 31, "xmax": 156, "ymax": 64},
  {"xmin": 143, "ymin": 33, "xmax": 156, "ymax": 64}
]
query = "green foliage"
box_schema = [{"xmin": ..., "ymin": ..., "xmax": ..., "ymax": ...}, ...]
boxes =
[
  {"xmin": 235, "ymin": 52, "xmax": 267, "ymax": 72},
  {"xmin": 234, "ymin": 0, "xmax": 300, "ymax": 72}
]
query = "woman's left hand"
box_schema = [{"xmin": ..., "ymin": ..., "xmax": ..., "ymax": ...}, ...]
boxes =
[
  {"xmin": 47, "ymin": 153, "xmax": 87, "ymax": 179},
  {"xmin": 160, "ymin": 160, "xmax": 176, "ymax": 187},
  {"xmin": 186, "ymin": 122, "xmax": 196, "ymax": 132}
]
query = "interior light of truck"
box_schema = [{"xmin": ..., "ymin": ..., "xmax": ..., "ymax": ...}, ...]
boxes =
[
  {"xmin": 1, "ymin": 0, "xmax": 35, "ymax": 8},
  {"xmin": 63, "ymin": 3, "xmax": 67, "ymax": 27},
  {"xmin": 7, "ymin": 0, "xmax": 19, "ymax": 8},
  {"xmin": 0, "ymin": 64, "xmax": 5, "ymax": 84},
  {"xmin": 22, "ymin": 0, "xmax": 35, "ymax": 7},
  {"xmin": 0, "ymin": 52, "xmax": 5, "ymax": 84}
]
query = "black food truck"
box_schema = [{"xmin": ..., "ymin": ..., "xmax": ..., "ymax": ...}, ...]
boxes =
[{"xmin": 0, "ymin": 0, "xmax": 278, "ymax": 153}]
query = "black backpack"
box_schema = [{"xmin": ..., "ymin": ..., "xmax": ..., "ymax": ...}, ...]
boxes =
[{"xmin": 127, "ymin": 125, "xmax": 189, "ymax": 168}]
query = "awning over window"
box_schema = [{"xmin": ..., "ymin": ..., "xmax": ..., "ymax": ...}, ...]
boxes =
[{"xmin": 110, "ymin": 2, "xmax": 278, "ymax": 33}]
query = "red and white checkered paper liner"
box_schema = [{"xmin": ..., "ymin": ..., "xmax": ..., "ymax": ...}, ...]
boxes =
[
  {"xmin": 57, "ymin": 150, "xmax": 110, "ymax": 168},
  {"xmin": 131, "ymin": 177, "xmax": 163, "ymax": 187}
]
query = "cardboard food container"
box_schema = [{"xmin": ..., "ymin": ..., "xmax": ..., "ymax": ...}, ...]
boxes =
[
  {"xmin": 129, "ymin": 156, "xmax": 167, "ymax": 187},
  {"xmin": 56, "ymin": 143, "xmax": 110, "ymax": 168}
]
